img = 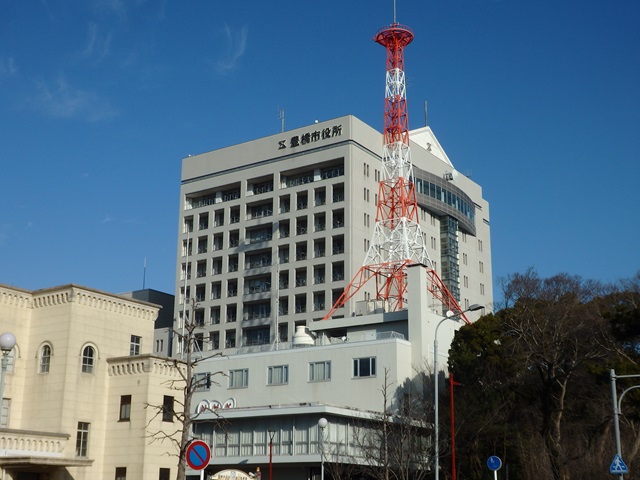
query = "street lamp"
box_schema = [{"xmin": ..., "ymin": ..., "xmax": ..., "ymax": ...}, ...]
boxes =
[
  {"xmin": 0, "ymin": 332, "xmax": 16, "ymax": 421},
  {"xmin": 434, "ymin": 305, "xmax": 482, "ymax": 480},
  {"xmin": 318, "ymin": 417, "xmax": 328, "ymax": 480},
  {"xmin": 610, "ymin": 369, "xmax": 640, "ymax": 480},
  {"xmin": 268, "ymin": 429, "xmax": 276, "ymax": 480}
]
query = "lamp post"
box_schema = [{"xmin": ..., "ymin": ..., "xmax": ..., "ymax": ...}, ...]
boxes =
[
  {"xmin": 434, "ymin": 305, "xmax": 482, "ymax": 480},
  {"xmin": 610, "ymin": 369, "xmax": 640, "ymax": 480},
  {"xmin": 318, "ymin": 417, "xmax": 328, "ymax": 480},
  {"xmin": 449, "ymin": 372, "xmax": 461, "ymax": 480},
  {"xmin": 0, "ymin": 332, "xmax": 16, "ymax": 423},
  {"xmin": 268, "ymin": 429, "xmax": 276, "ymax": 480}
]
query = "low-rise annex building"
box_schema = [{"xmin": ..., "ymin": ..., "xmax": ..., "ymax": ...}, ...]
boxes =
[
  {"xmin": 0, "ymin": 283, "xmax": 182, "ymax": 480},
  {"xmin": 188, "ymin": 265, "xmax": 487, "ymax": 480}
]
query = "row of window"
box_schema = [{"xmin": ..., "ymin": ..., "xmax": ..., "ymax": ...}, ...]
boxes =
[
  {"xmin": 185, "ymin": 185, "xmax": 346, "ymax": 230},
  {"xmin": 413, "ymin": 177, "xmax": 476, "ymax": 224},
  {"xmin": 182, "ymin": 262, "xmax": 345, "ymax": 305},
  {"xmin": 180, "ymin": 235, "xmax": 346, "ymax": 281},
  {"xmin": 184, "ymin": 165, "xmax": 345, "ymax": 212},
  {"xmin": 38, "ymin": 336, "xmax": 142, "ymax": 374},
  {"xmin": 181, "ymin": 210, "xmax": 346, "ymax": 256},
  {"xmin": 118, "ymin": 394, "xmax": 174, "ymax": 423},
  {"xmin": 199, "ymin": 357, "xmax": 377, "ymax": 389}
]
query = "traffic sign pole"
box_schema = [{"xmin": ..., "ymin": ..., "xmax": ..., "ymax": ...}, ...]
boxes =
[{"xmin": 487, "ymin": 455, "xmax": 502, "ymax": 480}]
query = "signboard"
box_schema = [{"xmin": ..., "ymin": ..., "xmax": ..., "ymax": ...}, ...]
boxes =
[
  {"xmin": 186, "ymin": 440, "xmax": 211, "ymax": 471},
  {"xmin": 487, "ymin": 456, "xmax": 502, "ymax": 471},
  {"xmin": 610, "ymin": 454, "xmax": 628, "ymax": 475},
  {"xmin": 195, "ymin": 398, "xmax": 237, "ymax": 414},
  {"xmin": 210, "ymin": 469, "xmax": 255, "ymax": 480}
]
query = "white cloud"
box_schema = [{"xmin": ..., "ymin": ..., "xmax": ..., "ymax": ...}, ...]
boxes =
[
  {"xmin": 80, "ymin": 22, "xmax": 113, "ymax": 61},
  {"xmin": 215, "ymin": 24, "xmax": 248, "ymax": 74},
  {"xmin": 29, "ymin": 75, "xmax": 116, "ymax": 122},
  {"xmin": 0, "ymin": 57, "xmax": 19, "ymax": 81}
]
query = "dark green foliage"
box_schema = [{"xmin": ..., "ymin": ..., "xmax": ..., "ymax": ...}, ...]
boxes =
[{"xmin": 446, "ymin": 269, "xmax": 640, "ymax": 480}]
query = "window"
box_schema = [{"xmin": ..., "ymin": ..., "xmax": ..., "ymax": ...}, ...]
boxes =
[
  {"xmin": 130, "ymin": 335, "xmax": 141, "ymax": 356},
  {"xmin": 210, "ymin": 332, "xmax": 220, "ymax": 350},
  {"xmin": 353, "ymin": 357, "xmax": 376, "ymax": 378},
  {"xmin": 81, "ymin": 346, "xmax": 95, "ymax": 374},
  {"xmin": 76, "ymin": 422, "xmax": 90, "ymax": 457},
  {"xmin": 225, "ymin": 330, "xmax": 236, "ymax": 348},
  {"xmin": 159, "ymin": 468, "xmax": 171, "ymax": 480},
  {"xmin": 119, "ymin": 395, "xmax": 132, "ymax": 421},
  {"xmin": 40, "ymin": 344, "xmax": 51, "ymax": 373},
  {"xmin": 268, "ymin": 365, "xmax": 289, "ymax": 385},
  {"xmin": 115, "ymin": 467, "xmax": 127, "ymax": 480},
  {"xmin": 162, "ymin": 396, "xmax": 174, "ymax": 422},
  {"xmin": 229, "ymin": 369, "xmax": 248, "ymax": 388},
  {"xmin": 309, "ymin": 361, "xmax": 331, "ymax": 382},
  {"xmin": 194, "ymin": 373, "xmax": 211, "ymax": 392}
]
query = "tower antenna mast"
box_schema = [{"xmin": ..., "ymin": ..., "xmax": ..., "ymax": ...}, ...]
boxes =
[{"xmin": 323, "ymin": 18, "xmax": 467, "ymax": 320}]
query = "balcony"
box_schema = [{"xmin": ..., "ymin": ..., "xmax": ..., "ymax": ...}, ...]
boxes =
[
  {"xmin": 253, "ymin": 182, "xmax": 274, "ymax": 195},
  {"xmin": 321, "ymin": 166, "xmax": 344, "ymax": 179},
  {"xmin": 248, "ymin": 208, "xmax": 273, "ymax": 220},
  {"xmin": 0, "ymin": 429, "xmax": 77, "ymax": 465},
  {"xmin": 247, "ymin": 233, "xmax": 272, "ymax": 244},
  {"xmin": 245, "ymin": 283, "xmax": 271, "ymax": 294}
]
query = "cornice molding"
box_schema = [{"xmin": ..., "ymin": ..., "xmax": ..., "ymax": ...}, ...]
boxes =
[{"xmin": 0, "ymin": 284, "xmax": 158, "ymax": 322}]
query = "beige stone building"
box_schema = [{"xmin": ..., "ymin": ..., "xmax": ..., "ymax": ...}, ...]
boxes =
[{"xmin": 0, "ymin": 284, "xmax": 181, "ymax": 480}]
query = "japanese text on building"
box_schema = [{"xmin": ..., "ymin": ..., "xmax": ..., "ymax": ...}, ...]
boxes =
[{"xmin": 278, "ymin": 124, "xmax": 342, "ymax": 150}]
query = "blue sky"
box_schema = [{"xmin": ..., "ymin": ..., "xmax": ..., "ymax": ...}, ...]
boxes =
[{"xmin": 1, "ymin": 0, "xmax": 639, "ymax": 297}]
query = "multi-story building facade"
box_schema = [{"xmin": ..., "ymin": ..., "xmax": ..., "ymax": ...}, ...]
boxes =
[
  {"xmin": 174, "ymin": 115, "xmax": 493, "ymax": 479},
  {"xmin": 173, "ymin": 115, "xmax": 492, "ymax": 358},
  {"xmin": 0, "ymin": 284, "xmax": 181, "ymax": 480}
]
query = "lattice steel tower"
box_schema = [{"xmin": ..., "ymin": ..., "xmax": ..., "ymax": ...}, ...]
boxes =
[{"xmin": 324, "ymin": 21, "xmax": 465, "ymax": 319}]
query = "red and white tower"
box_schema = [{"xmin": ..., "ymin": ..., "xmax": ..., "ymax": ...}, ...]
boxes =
[{"xmin": 324, "ymin": 22, "xmax": 467, "ymax": 320}]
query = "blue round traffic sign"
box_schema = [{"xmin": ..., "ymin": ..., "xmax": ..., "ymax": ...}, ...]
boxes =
[
  {"xmin": 487, "ymin": 456, "xmax": 502, "ymax": 471},
  {"xmin": 186, "ymin": 440, "xmax": 211, "ymax": 470}
]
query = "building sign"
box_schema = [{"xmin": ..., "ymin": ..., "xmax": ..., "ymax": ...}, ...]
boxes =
[
  {"xmin": 278, "ymin": 124, "xmax": 342, "ymax": 150},
  {"xmin": 195, "ymin": 398, "xmax": 237, "ymax": 414},
  {"xmin": 209, "ymin": 469, "xmax": 254, "ymax": 480}
]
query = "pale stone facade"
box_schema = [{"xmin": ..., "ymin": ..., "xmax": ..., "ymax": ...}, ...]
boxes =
[{"xmin": 0, "ymin": 284, "xmax": 181, "ymax": 480}]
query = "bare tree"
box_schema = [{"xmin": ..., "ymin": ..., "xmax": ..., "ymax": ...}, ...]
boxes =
[
  {"xmin": 352, "ymin": 368, "xmax": 431, "ymax": 480},
  {"xmin": 146, "ymin": 299, "xmax": 225, "ymax": 480}
]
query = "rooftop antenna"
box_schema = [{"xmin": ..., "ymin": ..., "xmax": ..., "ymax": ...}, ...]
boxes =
[
  {"xmin": 142, "ymin": 257, "xmax": 147, "ymax": 289},
  {"xmin": 424, "ymin": 100, "xmax": 428, "ymax": 126},
  {"xmin": 277, "ymin": 107, "xmax": 285, "ymax": 133},
  {"xmin": 393, "ymin": 0, "xmax": 397, "ymax": 23}
]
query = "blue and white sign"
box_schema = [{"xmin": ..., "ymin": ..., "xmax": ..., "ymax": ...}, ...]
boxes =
[
  {"xmin": 610, "ymin": 454, "xmax": 628, "ymax": 474},
  {"xmin": 487, "ymin": 456, "xmax": 502, "ymax": 471}
]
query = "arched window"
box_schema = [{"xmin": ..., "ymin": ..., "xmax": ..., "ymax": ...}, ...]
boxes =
[
  {"xmin": 40, "ymin": 344, "xmax": 52, "ymax": 373},
  {"xmin": 81, "ymin": 346, "xmax": 95, "ymax": 374}
]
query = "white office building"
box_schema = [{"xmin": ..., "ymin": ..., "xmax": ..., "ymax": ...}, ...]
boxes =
[{"xmin": 174, "ymin": 115, "xmax": 492, "ymax": 479}]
